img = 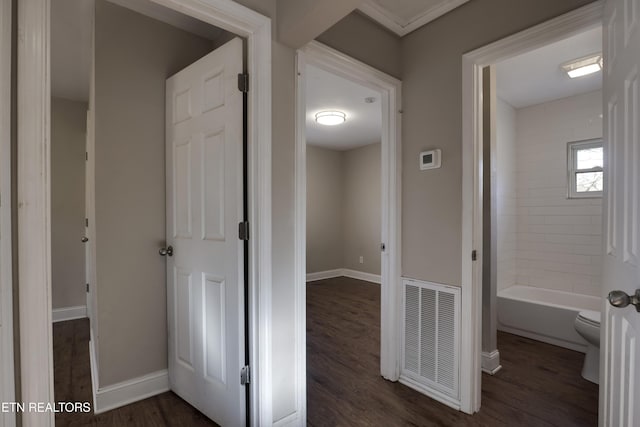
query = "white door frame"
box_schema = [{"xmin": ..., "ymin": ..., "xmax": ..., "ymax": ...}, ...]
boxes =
[
  {"xmin": 0, "ymin": 0, "xmax": 15, "ymax": 426},
  {"xmin": 460, "ymin": 1, "xmax": 604, "ymax": 413},
  {"xmin": 17, "ymin": 0, "xmax": 272, "ymax": 425},
  {"xmin": 294, "ymin": 41, "xmax": 403, "ymax": 420}
]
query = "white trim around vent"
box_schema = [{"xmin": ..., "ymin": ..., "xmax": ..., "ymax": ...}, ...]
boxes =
[
  {"xmin": 401, "ymin": 278, "xmax": 461, "ymax": 410},
  {"xmin": 52, "ymin": 305, "xmax": 87, "ymax": 323}
]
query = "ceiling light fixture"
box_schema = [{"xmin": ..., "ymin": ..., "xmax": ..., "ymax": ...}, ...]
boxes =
[
  {"xmin": 315, "ymin": 110, "xmax": 346, "ymax": 126},
  {"xmin": 561, "ymin": 53, "xmax": 603, "ymax": 79}
]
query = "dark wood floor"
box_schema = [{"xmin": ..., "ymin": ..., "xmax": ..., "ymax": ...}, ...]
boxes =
[
  {"xmin": 307, "ymin": 276, "xmax": 599, "ymax": 427},
  {"xmin": 53, "ymin": 277, "xmax": 598, "ymax": 426},
  {"xmin": 53, "ymin": 319, "xmax": 217, "ymax": 427}
]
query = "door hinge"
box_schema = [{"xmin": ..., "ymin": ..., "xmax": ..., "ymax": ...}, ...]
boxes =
[
  {"xmin": 85, "ymin": 218, "xmax": 89, "ymax": 227},
  {"xmin": 240, "ymin": 365, "xmax": 250, "ymax": 385},
  {"xmin": 86, "ymin": 283, "xmax": 89, "ymax": 293},
  {"xmin": 472, "ymin": 250, "xmax": 477, "ymax": 261},
  {"xmin": 238, "ymin": 221, "xmax": 249, "ymax": 241},
  {"xmin": 86, "ymin": 152, "xmax": 88, "ymax": 161},
  {"xmin": 380, "ymin": 243, "xmax": 386, "ymax": 252},
  {"xmin": 238, "ymin": 73, "xmax": 249, "ymax": 93}
]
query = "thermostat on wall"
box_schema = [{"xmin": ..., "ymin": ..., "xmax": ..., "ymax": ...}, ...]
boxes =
[{"xmin": 419, "ymin": 149, "xmax": 441, "ymax": 170}]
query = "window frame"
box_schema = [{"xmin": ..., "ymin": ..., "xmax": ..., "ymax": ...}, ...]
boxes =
[{"xmin": 567, "ymin": 138, "xmax": 604, "ymax": 199}]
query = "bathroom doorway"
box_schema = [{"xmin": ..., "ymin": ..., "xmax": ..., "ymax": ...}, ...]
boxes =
[{"xmin": 479, "ymin": 24, "xmax": 603, "ymax": 424}]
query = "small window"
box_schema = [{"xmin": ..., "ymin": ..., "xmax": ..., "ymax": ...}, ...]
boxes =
[{"xmin": 567, "ymin": 139, "xmax": 603, "ymax": 198}]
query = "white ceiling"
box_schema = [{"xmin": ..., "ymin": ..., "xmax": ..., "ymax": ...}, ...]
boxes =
[
  {"xmin": 305, "ymin": 64, "xmax": 381, "ymax": 151},
  {"xmin": 496, "ymin": 26, "xmax": 603, "ymax": 109},
  {"xmin": 358, "ymin": 0, "xmax": 469, "ymax": 37},
  {"xmin": 51, "ymin": 0, "xmax": 223, "ymax": 102}
]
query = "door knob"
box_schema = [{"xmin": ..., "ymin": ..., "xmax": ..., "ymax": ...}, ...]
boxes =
[
  {"xmin": 159, "ymin": 246, "xmax": 174, "ymax": 257},
  {"xmin": 81, "ymin": 237, "xmax": 89, "ymax": 243},
  {"xmin": 607, "ymin": 289, "xmax": 640, "ymax": 312}
]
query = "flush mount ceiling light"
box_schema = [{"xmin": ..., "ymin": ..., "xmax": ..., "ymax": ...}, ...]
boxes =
[
  {"xmin": 561, "ymin": 53, "xmax": 603, "ymax": 78},
  {"xmin": 315, "ymin": 110, "xmax": 346, "ymax": 126}
]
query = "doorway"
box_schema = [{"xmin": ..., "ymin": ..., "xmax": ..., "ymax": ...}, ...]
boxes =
[
  {"xmin": 294, "ymin": 41, "xmax": 402, "ymax": 421},
  {"xmin": 18, "ymin": 0, "xmax": 272, "ymax": 425},
  {"xmin": 461, "ymin": 1, "xmax": 604, "ymax": 415},
  {"xmin": 480, "ymin": 23, "xmax": 603, "ymax": 424},
  {"xmin": 304, "ymin": 60, "xmax": 384, "ymax": 421}
]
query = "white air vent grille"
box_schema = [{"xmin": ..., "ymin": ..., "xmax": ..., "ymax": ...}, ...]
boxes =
[{"xmin": 402, "ymin": 278, "xmax": 460, "ymax": 399}]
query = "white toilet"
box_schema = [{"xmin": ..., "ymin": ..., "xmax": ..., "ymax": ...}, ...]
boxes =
[{"xmin": 574, "ymin": 310, "xmax": 601, "ymax": 384}]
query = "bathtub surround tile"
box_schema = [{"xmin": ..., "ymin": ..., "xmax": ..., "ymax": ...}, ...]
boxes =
[
  {"xmin": 544, "ymin": 215, "xmax": 593, "ymax": 225},
  {"xmin": 572, "ymin": 280, "xmax": 601, "ymax": 298},
  {"xmin": 573, "ymin": 244, "xmax": 605, "ymax": 256},
  {"xmin": 496, "ymin": 91, "xmax": 604, "ymax": 297},
  {"xmin": 496, "ymin": 98, "xmax": 518, "ymax": 292}
]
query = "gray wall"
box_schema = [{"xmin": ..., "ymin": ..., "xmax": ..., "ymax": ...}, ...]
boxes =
[
  {"xmin": 51, "ymin": 97, "xmax": 87, "ymax": 310},
  {"xmin": 94, "ymin": 0, "xmax": 212, "ymax": 387},
  {"xmin": 306, "ymin": 143, "xmax": 381, "ymax": 276},
  {"xmin": 343, "ymin": 143, "xmax": 381, "ymax": 275},
  {"xmin": 306, "ymin": 145, "xmax": 344, "ymax": 272},
  {"xmin": 399, "ymin": 0, "xmax": 595, "ymax": 286},
  {"xmin": 316, "ymin": 11, "xmax": 401, "ymax": 80}
]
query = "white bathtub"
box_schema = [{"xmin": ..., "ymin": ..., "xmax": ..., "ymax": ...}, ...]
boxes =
[{"xmin": 497, "ymin": 285, "xmax": 601, "ymax": 353}]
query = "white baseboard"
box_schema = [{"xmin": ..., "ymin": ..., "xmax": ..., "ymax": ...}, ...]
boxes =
[
  {"xmin": 52, "ymin": 305, "xmax": 87, "ymax": 323},
  {"xmin": 306, "ymin": 268, "xmax": 381, "ymax": 284},
  {"xmin": 306, "ymin": 269, "xmax": 343, "ymax": 282},
  {"xmin": 89, "ymin": 336, "xmax": 168, "ymax": 414},
  {"xmin": 342, "ymin": 269, "xmax": 381, "ymax": 284},
  {"xmin": 89, "ymin": 337, "xmax": 99, "ymax": 413},
  {"xmin": 481, "ymin": 350, "xmax": 502, "ymax": 375},
  {"xmin": 93, "ymin": 370, "xmax": 169, "ymax": 414},
  {"xmin": 272, "ymin": 411, "xmax": 302, "ymax": 426},
  {"xmin": 399, "ymin": 375, "xmax": 461, "ymax": 411}
]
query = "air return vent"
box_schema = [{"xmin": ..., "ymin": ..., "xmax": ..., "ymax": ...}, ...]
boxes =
[{"xmin": 401, "ymin": 278, "xmax": 460, "ymax": 403}]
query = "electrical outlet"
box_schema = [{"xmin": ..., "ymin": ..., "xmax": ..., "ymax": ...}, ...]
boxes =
[{"xmin": 359, "ymin": 256, "xmax": 364, "ymax": 264}]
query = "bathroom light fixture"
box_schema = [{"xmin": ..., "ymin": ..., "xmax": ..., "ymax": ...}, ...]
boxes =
[
  {"xmin": 315, "ymin": 110, "xmax": 346, "ymax": 126},
  {"xmin": 561, "ymin": 53, "xmax": 603, "ymax": 78}
]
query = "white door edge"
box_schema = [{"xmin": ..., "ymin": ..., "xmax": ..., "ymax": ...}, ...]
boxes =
[
  {"xmin": 294, "ymin": 40, "xmax": 403, "ymax": 425},
  {"xmin": 0, "ymin": 0, "xmax": 15, "ymax": 425},
  {"xmin": 17, "ymin": 0, "xmax": 273, "ymax": 425},
  {"xmin": 461, "ymin": 1, "xmax": 604, "ymax": 414}
]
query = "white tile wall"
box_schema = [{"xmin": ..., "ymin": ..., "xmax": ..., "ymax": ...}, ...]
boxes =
[
  {"xmin": 495, "ymin": 98, "xmax": 517, "ymax": 291},
  {"xmin": 513, "ymin": 90, "xmax": 603, "ymax": 297}
]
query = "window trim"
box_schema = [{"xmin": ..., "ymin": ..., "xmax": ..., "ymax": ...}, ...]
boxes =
[{"xmin": 567, "ymin": 138, "xmax": 604, "ymax": 199}]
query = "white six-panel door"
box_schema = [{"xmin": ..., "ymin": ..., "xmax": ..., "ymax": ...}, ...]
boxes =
[
  {"xmin": 601, "ymin": 0, "xmax": 640, "ymax": 424},
  {"xmin": 166, "ymin": 37, "xmax": 245, "ymax": 427}
]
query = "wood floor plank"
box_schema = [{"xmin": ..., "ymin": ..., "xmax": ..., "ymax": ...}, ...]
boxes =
[{"xmin": 307, "ymin": 277, "xmax": 599, "ymax": 427}]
